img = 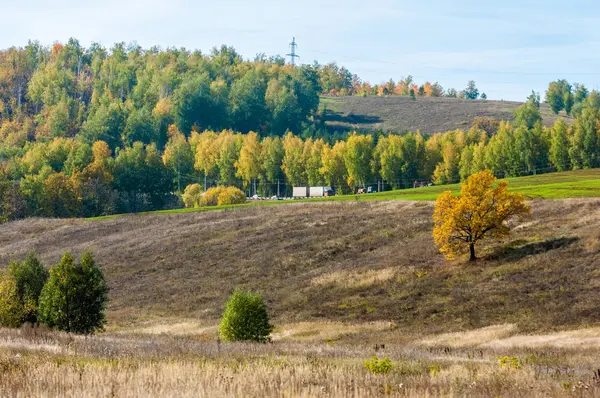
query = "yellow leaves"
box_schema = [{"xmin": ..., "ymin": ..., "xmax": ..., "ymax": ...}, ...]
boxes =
[
  {"xmin": 433, "ymin": 171, "xmax": 530, "ymax": 261},
  {"xmin": 193, "ymin": 130, "xmax": 218, "ymax": 173},
  {"xmin": 235, "ymin": 131, "xmax": 261, "ymax": 184},
  {"xmin": 92, "ymin": 141, "xmax": 111, "ymax": 164},
  {"xmin": 152, "ymin": 97, "xmax": 172, "ymax": 117}
]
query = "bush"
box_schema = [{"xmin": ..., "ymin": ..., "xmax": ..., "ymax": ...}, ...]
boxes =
[
  {"xmin": 200, "ymin": 186, "xmax": 226, "ymax": 206},
  {"xmin": 219, "ymin": 289, "xmax": 273, "ymax": 343},
  {"xmin": 181, "ymin": 183, "xmax": 203, "ymax": 208},
  {"xmin": 217, "ymin": 187, "xmax": 246, "ymax": 206},
  {"xmin": 38, "ymin": 252, "xmax": 108, "ymax": 334},
  {"xmin": 0, "ymin": 253, "xmax": 48, "ymax": 327},
  {"xmin": 364, "ymin": 356, "xmax": 394, "ymax": 375},
  {"xmin": 200, "ymin": 186, "xmax": 246, "ymax": 207},
  {"xmin": 497, "ymin": 355, "xmax": 522, "ymax": 369}
]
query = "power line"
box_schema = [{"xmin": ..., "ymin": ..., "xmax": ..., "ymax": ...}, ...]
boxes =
[{"xmin": 286, "ymin": 37, "xmax": 300, "ymax": 66}]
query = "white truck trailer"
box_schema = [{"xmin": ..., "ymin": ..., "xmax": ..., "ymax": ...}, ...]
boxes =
[{"xmin": 293, "ymin": 186, "xmax": 334, "ymax": 198}]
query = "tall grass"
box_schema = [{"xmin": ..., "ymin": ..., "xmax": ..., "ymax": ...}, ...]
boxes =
[{"xmin": 1, "ymin": 326, "xmax": 600, "ymax": 397}]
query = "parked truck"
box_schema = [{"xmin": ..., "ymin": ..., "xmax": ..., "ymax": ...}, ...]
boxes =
[
  {"xmin": 293, "ymin": 186, "xmax": 334, "ymax": 198},
  {"xmin": 292, "ymin": 186, "xmax": 309, "ymax": 198}
]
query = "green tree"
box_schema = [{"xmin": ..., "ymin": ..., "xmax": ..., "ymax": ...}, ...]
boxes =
[
  {"xmin": 219, "ymin": 289, "xmax": 273, "ymax": 343},
  {"xmin": 513, "ymin": 102, "xmax": 541, "ymax": 129},
  {"xmin": 122, "ymin": 108, "xmax": 157, "ymax": 146},
  {"xmin": 0, "ymin": 276, "xmax": 22, "ymax": 328},
  {"xmin": 376, "ymin": 135, "xmax": 405, "ymax": 189},
  {"xmin": 464, "ymin": 80, "xmax": 479, "ymax": 100},
  {"xmin": 229, "ymin": 68, "xmax": 268, "ymax": 133},
  {"xmin": 81, "ymin": 102, "xmax": 126, "ymax": 150},
  {"xmin": 112, "ymin": 142, "xmax": 173, "ymax": 212},
  {"xmin": 259, "ymin": 136, "xmax": 284, "ymax": 195},
  {"xmin": 38, "ymin": 252, "xmax": 108, "ymax": 334},
  {"xmin": 162, "ymin": 125, "xmax": 195, "ymax": 193},
  {"xmin": 40, "ymin": 172, "xmax": 81, "ymax": 217},
  {"xmin": 459, "ymin": 146, "xmax": 474, "ymax": 181},
  {"xmin": 550, "ymin": 120, "xmax": 570, "ymax": 171},
  {"xmin": 6, "ymin": 253, "xmax": 48, "ymax": 324},
  {"xmin": 281, "ymin": 132, "xmax": 307, "ymax": 186},
  {"xmin": 545, "ymin": 80, "xmax": 572, "ymax": 115},
  {"xmin": 171, "ymin": 73, "xmax": 214, "ymax": 134},
  {"xmin": 215, "ymin": 131, "xmax": 242, "ymax": 186},
  {"xmin": 304, "ymin": 138, "xmax": 325, "ymax": 186},
  {"xmin": 344, "ymin": 133, "xmax": 373, "ymax": 189}
]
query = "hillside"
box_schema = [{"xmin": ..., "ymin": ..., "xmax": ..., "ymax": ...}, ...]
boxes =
[
  {"xmin": 1, "ymin": 198, "xmax": 598, "ymax": 338},
  {"xmin": 321, "ymin": 95, "xmax": 573, "ymax": 133}
]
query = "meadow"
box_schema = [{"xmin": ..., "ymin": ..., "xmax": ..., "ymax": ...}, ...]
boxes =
[
  {"xmin": 2, "ymin": 324, "xmax": 600, "ymax": 396},
  {"xmin": 2, "ymin": 172, "xmax": 600, "ymax": 396}
]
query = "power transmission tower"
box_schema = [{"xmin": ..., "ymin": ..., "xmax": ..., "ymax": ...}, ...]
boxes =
[{"xmin": 286, "ymin": 37, "xmax": 300, "ymax": 66}]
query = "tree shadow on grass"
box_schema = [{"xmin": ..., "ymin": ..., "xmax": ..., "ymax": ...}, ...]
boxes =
[
  {"xmin": 324, "ymin": 110, "xmax": 382, "ymax": 125},
  {"xmin": 485, "ymin": 237, "xmax": 579, "ymax": 262}
]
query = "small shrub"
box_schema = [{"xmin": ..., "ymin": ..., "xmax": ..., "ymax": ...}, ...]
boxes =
[
  {"xmin": 219, "ymin": 289, "xmax": 273, "ymax": 343},
  {"xmin": 217, "ymin": 187, "xmax": 246, "ymax": 206},
  {"xmin": 181, "ymin": 184, "xmax": 203, "ymax": 208},
  {"xmin": 38, "ymin": 252, "xmax": 109, "ymax": 334},
  {"xmin": 364, "ymin": 356, "xmax": 394, "ymax": 375},
  {"xmin": 497, "ymin": 355, "xmax": 522, "ymax": 369}
]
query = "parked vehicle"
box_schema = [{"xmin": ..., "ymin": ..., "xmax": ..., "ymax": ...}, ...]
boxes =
[
  {"xmin": 293, "ymin": 186, "xmax": 334, "ymax": 198},
  {"xmin": 292, "ymin": 187, "xmax": 309, "ymax": 198},
  {"xmin": 357, "ymin": 187, "xmax": 377, "ymax": 194}
]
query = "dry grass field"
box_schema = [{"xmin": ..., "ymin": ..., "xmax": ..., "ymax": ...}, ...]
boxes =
[
  {"xmin": 3, "ymin": 324, "xmax": 600, "ymax": 396},
  {"xmin": 1, "ymin": 198, "xmax": 599, "ymax": 396},
  {"xmin": 321, "ymin": 96, "xmax": 572, "ymax": 133}
]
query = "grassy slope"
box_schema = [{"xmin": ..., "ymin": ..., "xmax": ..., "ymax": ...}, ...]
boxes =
[
  {"xmin": 1, "ymin": 197, "xmax": 599, "ymax": 337},
  {"xmin": 320, "ymin": 95, "xmax": 572, "ymax": 133}
]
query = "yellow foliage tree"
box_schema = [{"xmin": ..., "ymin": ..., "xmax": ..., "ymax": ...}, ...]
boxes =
[
  {"xmin": 432, "ymin": 170, "xmax": 530, "ymax": 262},
  {"xmin": 235, "ymin": 131, "xmax": 261, "ymax": 194},
  {"xmin": 193, "ymin": 130, "xmax": 218, "ymax": 190}
]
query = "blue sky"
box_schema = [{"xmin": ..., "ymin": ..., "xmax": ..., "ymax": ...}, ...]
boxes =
[{"xmin": 4, "ymin": 0, "xmax": 600, "ymax": 100}]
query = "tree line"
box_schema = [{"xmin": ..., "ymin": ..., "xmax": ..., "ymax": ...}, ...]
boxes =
[
  {"xmin": 2, "ymin": 40, "xmax": 600, "ymax": 220},
  {"xmin": 317, "ymin": 64, "xmax": 485, "ymax": 99},
  {"xmin": 0, "ymin": 87, "xmax": 598, "ymax": 221}
]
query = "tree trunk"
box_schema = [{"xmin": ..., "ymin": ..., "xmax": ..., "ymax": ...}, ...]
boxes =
[{"xmin": 469, "ymin": 243, "xmax": 476, "ymax": 262}]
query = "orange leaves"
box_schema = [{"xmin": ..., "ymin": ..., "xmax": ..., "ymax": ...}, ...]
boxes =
[
  {"xmin": 433, "ymin": 171, "xmax": 530, "ymax": 261},
  {"xmin": 51, "ymin": 44, "xmax": 63, "ymax": 60}
]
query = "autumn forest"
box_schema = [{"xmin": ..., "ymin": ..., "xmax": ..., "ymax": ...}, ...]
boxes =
[{"xmin": 0, "ymin": 39, "xmax": 599, "ymax": 220}]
